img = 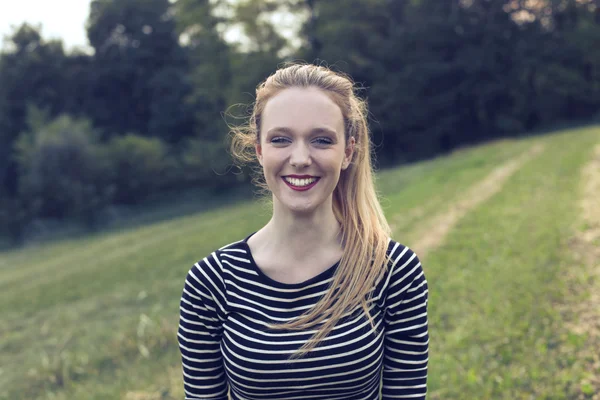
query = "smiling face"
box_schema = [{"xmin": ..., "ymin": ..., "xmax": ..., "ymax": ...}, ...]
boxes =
[{"xmin": 256, "ymin": 87, "xmax": 355, "ymax": 215}]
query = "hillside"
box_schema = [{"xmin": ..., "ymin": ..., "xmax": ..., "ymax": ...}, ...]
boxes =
[{"xmin": 1, "ymin": 126, "xmax": 599, "ymax": 400}]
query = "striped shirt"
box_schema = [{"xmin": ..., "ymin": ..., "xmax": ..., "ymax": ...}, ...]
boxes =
[{"xmin": 177, "ymin": 232, "xmax": 429, "ymax": 400}]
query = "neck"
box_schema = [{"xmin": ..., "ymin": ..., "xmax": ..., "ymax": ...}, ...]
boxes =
[{"xmin": 263, "ymin": 196, "xmax": 342, "ymax": 257}]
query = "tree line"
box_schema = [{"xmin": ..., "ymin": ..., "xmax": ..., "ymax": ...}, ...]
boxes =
[{"xmin": 0, "ymin": 0, "xmax": 599, "ymax": 244}]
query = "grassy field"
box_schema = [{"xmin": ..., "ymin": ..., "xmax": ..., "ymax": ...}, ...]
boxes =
[{"xmin": 1, "ymin": 126, "xmax": 599, "ymax": 399}]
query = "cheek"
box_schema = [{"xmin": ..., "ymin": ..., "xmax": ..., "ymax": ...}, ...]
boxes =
[{"xmin": 260, "ymin": 151, "xmax": 283, "ymax": 175}]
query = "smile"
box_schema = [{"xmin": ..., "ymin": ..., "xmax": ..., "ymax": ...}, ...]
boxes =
[{"xmin": 282, "ymin": 176, "xmax": 320, "ymax": 191}]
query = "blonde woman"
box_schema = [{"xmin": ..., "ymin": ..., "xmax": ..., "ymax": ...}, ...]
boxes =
[{"xmin": 177, "ymin": 63, "xmax": 429, "ymax": 400}]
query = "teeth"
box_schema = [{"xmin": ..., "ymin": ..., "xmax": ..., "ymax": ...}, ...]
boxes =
[{"xmin": 284, "ymin": 177, "xmax": 317, "ymax": 187}]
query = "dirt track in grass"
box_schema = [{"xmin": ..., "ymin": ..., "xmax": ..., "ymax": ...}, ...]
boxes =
[
  {"xmin": 410, "ymin": 143, "xmax": 545, "ymax": 257},
  {"xmin": 567, "ymin": 143, "xmax": 600, "ymax": 399}
]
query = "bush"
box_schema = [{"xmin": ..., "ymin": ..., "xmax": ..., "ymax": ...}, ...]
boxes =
[
  {"xmin": 13, "ymin": 114, "xmax": 114, "ymax": 227},
  {"xmin": 179, "ymin": 137, "xmax": 240, "ymax": 190},
  {"xmin": 104, "ymin": 133, "xmax": 173, "ymax": 204}
]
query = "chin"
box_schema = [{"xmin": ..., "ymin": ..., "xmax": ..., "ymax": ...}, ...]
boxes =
[
  {"xmin": 286, "ymin": 202, "xmax": 317, "ymax": 214},
  {"xmin": 273, "ymin": 183, "xmax": 333, "ymax": 215},
  {"xmin": 275, "ymin": 196, "xmax": 320, "ymax": 214}
]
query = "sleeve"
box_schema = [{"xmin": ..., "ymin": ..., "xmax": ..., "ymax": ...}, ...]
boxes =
[
  {"xmin": 381, "ymin": 247, "xmax": 429, "ymax": 400},
  {"xmin": 177, "ymin": 253, "xmax": 229, "ymax": 400}
]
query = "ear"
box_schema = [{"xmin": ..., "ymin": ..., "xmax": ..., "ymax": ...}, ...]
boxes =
[
  {"xmin": 255, "ymin": 142, "xmax": 263, "ymax": 166},
  {"xmin": 342, "ymin": 136, "xmax": 355, "ymax": 170}
]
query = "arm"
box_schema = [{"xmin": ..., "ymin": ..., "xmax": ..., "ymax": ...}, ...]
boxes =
[
  {"xmin": 178, "ymin": 255, "xmax": 229, "ymax": 400},
  {"xmin": 382, "ymin": 248, "xmax": 429, "ymax": 400}
]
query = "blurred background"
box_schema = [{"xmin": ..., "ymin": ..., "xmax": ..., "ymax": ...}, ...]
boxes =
[
  {"xmin": 0, "ymin": 1, "xmax": 599, "ymax": 399},
  {"xmin": 0, "ymin": 0, "xmax": 598, "ymax": 244}
]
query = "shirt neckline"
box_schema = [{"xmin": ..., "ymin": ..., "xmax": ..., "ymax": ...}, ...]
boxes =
[{"xmin": 241, "ymin": 231, "xmax": 341, "ymax": 289}]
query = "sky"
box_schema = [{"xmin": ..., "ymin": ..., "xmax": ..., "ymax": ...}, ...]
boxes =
[
  {"xmin": 0, "ymin": 0, "xmax": 93, "ymax": 51},
  {"xmin": 0, "ymin": 0, "xmax": 300, "ymax": 54}
]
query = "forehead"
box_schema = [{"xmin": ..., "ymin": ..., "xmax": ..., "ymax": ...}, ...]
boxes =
[{"xmin": 261, "ymin": 87, "xmax": 344, "ymax": 136}]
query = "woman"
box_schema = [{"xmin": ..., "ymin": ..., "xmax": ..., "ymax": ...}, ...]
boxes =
[{"xmin": 177, "ymin": 63, "xmax": 429, "ymax": 400}]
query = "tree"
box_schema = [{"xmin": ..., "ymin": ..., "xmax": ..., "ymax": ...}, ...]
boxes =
[
  {"xmin": 225, "ymin": 0, "xmax": 291, "ymax": 109},
  {"xmin": 86, "ymin": 0, "xmax": 194, "ymax": 142},
  {"xmin": 174, "ymin": 0, "xmax": 233, "ymax": 141},
  {"xmin": 531, "ymin": 0, "xmax": 600, "ymax": 122},
  {"xmin": 0, "ymin": 24, "xmax": 69, "ymax": 196}
]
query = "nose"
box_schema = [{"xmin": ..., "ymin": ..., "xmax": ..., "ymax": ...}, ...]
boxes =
[{"xmin": 289, "ymin": 143, "xmax": 312, "ymax": 168}]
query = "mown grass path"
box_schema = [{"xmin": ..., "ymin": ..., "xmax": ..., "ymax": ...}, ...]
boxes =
[
  {"xmin": 562, "ymin": 142, "xmax": 600, "ymax": 399},
  {"xmin": 420, "ymin": 127, "xmax": 600, "ymax": 399},
  {"xmin": 1, "ymin": 126, "xmax": 598, "ymax": 399},
  {"xmin": 409, "ymin": 142, "xmax": 545, "ymax": 257}
]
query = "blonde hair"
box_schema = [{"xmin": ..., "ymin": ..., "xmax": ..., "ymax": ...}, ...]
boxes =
[{"xmin": 229, "ymin": 63, "xmax": 392, "ymax": 357}]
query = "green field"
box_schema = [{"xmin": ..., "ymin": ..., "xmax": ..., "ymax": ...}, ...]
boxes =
[{"xmin": 1, "ymin": 126, "xmax": 599, "ymax": 400}]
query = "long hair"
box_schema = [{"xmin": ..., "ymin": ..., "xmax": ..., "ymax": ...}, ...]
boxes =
[{"xmin": 229, "ymin": 63, "xmax": 392, "ymax": 357}]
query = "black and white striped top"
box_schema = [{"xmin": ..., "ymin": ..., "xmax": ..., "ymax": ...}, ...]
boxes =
[{"xmin": 177, "ymin": 232, "xmax": 429, "ymax": 400}]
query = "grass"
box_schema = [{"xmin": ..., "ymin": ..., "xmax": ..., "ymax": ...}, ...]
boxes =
[
  {"xmin": 421, "ymin": 127, "xmax": 600, "ymax": 399},
  {"xmin": 0, "ymin": 125, "xmax": 598, "ymax": 399},
  {"xmin": 376, "ymin": 137, "xmax": 533, "ymax": 241}
]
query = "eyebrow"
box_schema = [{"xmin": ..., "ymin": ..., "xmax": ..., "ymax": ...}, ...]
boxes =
[{"xmin": 266, "ymin": 127, "xmax": 338, "ymax": 136}]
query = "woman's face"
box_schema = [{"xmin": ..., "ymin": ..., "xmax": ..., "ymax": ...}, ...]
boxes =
[{"xmin": 256, "ymin": 87, "xmax": 355, "ymax": 215}]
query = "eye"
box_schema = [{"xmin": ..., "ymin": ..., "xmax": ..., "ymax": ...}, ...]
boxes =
[
  {"xmin": 314, "ymin": 137, "xmax": 333, "ymax": 145},
  {"xmin": 269, "ymin": 136, "xmax": 290, "ymax": 144}
]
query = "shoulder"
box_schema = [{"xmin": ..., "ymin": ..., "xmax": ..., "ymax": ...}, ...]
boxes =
[
  {"xmin": 385, "ymin": 238, "xmax": 424, "ymax": 275},
  {"xmin": 374, "ymin": 238, "xmax": 427, "ymax": 304},
  {"xmin": 185, "ymin": 236, "xmax": 250, "ymax": 290},
  {"xmin": 188, "ymin": 233, "xmax": 259, "ymax": 279},
  {"xmin": 181, "ymin": 236, "xmax": 253, "ymax": 313}
]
